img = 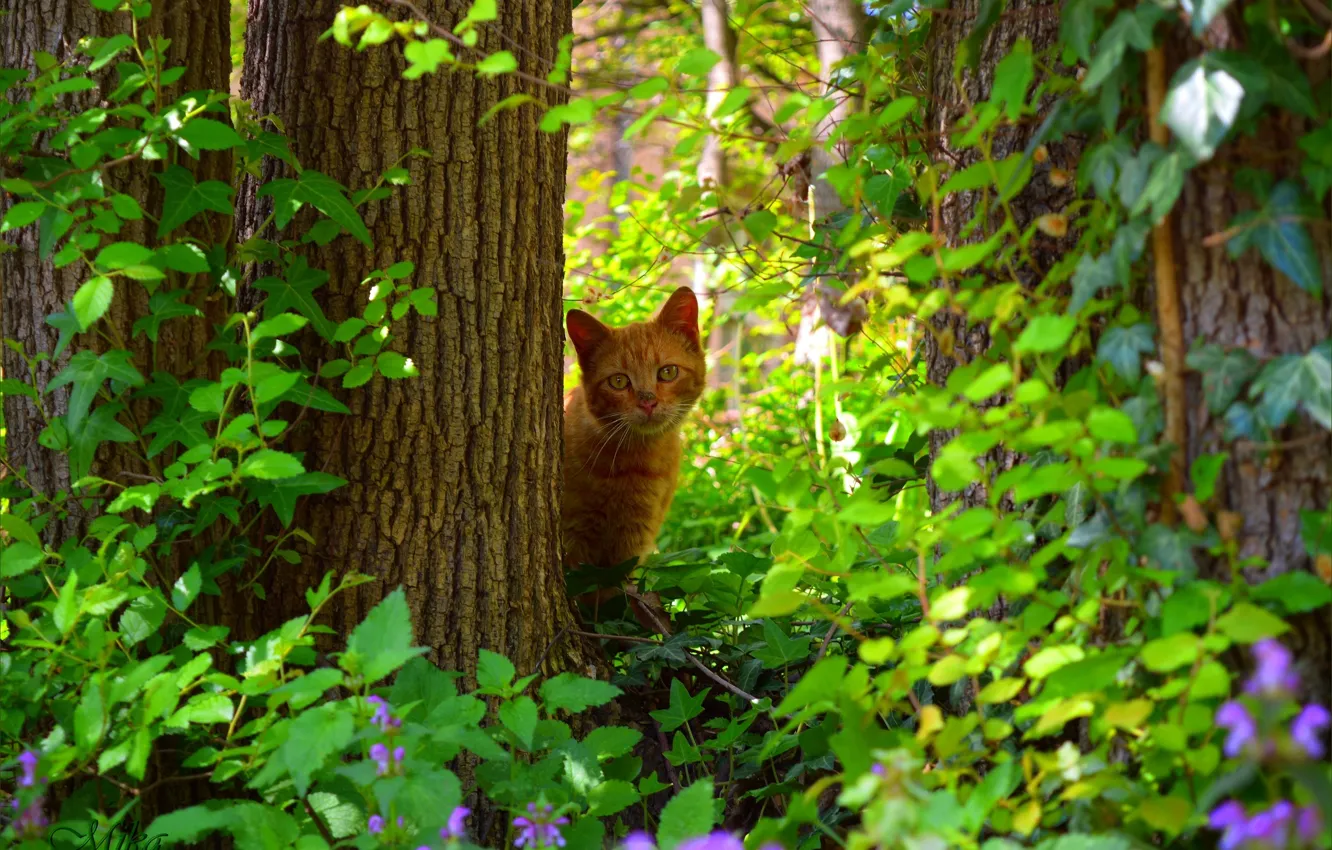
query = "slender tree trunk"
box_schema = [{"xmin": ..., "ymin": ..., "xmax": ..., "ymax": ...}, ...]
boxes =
[{"xmin": 237, "ymin": 0, "xmax": 590, "ymax": 681}]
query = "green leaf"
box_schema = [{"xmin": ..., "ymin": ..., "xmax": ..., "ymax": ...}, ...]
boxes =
[
  {"xmin": 403, "ymin": 39, "xmax": 455, "ymax": 79},
  {"xmin": 157, "ymin": 165, "xmax": 235, "ymax": 236},
  {"xmin": 149, "ymin": 801, "xmax": 300, "ymax": 850},
  {"xmin": 1252, "ymin": 571, "xmax": 1332, "ymax": 614},
  {"xmin": 2, "ymin": 200, "xmax": 47, "ymax": 231},
  {"xmin": 657, "ymin": 778, "xmax": 716, "ymax": 850},
  {"xmin": 344, "ymin": 588, "xmax": 428, "ymax": 683},
  {"xmin": 72, "ymin": 276, "xmax": 114, "ymax": 330},
  {"xmin": 1187, "ymin": 344, "xmax": 1261, "ymax": 414},
  {"xmin": 477, "ymin": 648, "xmax": 517, "ymax": 691},
  {"xmin": 1140, "ymin": 632, "xmax": 1199, "ymax": 672},
  {"xmin": 1250, "ymin": 344, "xmax": 1332, "ymax": 430},
  {"xmin": 991, "ymin": 39, "xmax": 1033, "ymax": 121},
  {"xmin": 96, "ymin": 241, "xmax": 153, "ymax": 269},
  {"xmin": 1231, "ymin": 182, "xmax": 1323, "ymax": 294},
  {"xmin": 1069, "ymin": 252, "xmax": 1118, "ymax": 314},
  {"xmin": 253, "ymin": 258, "xmax": 337, "ymax": 340},
  {"xmin": 752, "ymin": 618, "xmax": 812, "ymax": 669},
  {"xmin": 649, "ymin": 678, "xmax": 709, "ymax": 732},
  {"xmin": 294, "ymin": 171, "xmax": 371, "ymax": 246},
  {"xmin": 1183, "ymin": 0, "xmax": 1233, "ymax": 34},
  {"xmin": 178, "ymin": 118, "xmax": 244, "ymax": 152},
  {"xmin": 587, "ymin": 779, "xmax": 640, "ymax": 817},
  {"xmin": 377, "ymin": 351, "xmax": 419, "ymax": 378},
  {"xmin": 281, "ymin": 704, "xmax": 356, "ymax": 795},
  {"xmin": 1162, "ymin": 59, "xmax": 1244, "ymax": 162},
  {"xmin": 776, "ymin": 656, "xmax": 846, "ymax": 714},
  {"xmin": 1087, "ymin": 406, "xmax": 1138, "ymax": 444},
  {"xmin": 500, "ymin": 696, "xmax": 539, "ymax": 750},
  {"xmin": 239, "ymin": 450, "xmax": 306, "ymax": 480},
  {"xmin": 1215, "ymin": 602, "xmax": 1290, "ymax": 642},
  {"xmin": 677, "ymin": 48, "xmax": 720, "ymax": 76},
  {"xmin": 1015, "ymin": 315, "xmax": 1076, "ymax": 354},
  {"xmin": 54, "ymin": 572, "xmax": 79, "ymax": 635},
  {"xmin": 742, "ymin": 210, "xmax": 778, "ymax": 242},
  {"xmin": 252, "ymin": 314, "xmax": 309, "ymax": 341},
  {"xmin": 1098, "ymin": 324, "xmax": 1155, "ymax": 383},
  {"xmin": 172, "ymin": 563, "xmax": 203, "ymax": 611},
  {"xmin": 75, "ymin": 683, "xmax": 106, "ymax": 750},
  {"xmin": 476, "ymin": 50, "xmax": 517, "ymax": 75},
  {"xmin": 539, "ymin": 673, "xmax": 623, "ymax": 713}
]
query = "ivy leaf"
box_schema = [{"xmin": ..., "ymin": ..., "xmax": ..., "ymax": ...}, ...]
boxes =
[
  {"xmin": 1182, "ymin": 0, "xmax": 1233, "ymax": 35},
  {"xmin": 343, "ymin": 588, "xmax": 427, "ymax": 683},
  {"xmin": 649, "ymin": 679, "xmax": 709, "ymax": 732},
  {"xmin": 1097, "ymin": 323, "xmax": 1155, "ymax": 383},
  {"xmin": 1162, "ymin": 59, "xmax": 1244, "ymax": 162},
  {"xmin": 991, "ymin": 39, "xmax": 1033, "ymax": 121},
  {"xmin": 294, "ymin": 171, "xmax": 371, "ymax": 246},
  {"xmin": 1186, "ymin": 344, "xmax": 1260, "ymax": 414},
  {"xmin": 244, "ymin": 471, "xmax": 345, "ymax": 527},
  {"xmin": 256, "ymin": 178, "xmax": 304, "ymax": 229},
  {"xmin": 1069, "ymin": 252, "xmax": 1118, "ymax": 314},
  {"xmin": 157, "ymin": 165, "xmax": 235, "ymax": 236},
  {"xmin": 751, "ymin": 619, "xmax": 812, "ymax": 669},
  {"xmin": 1138, "ymin": 524, "xmax": 1198, "ymax": 576},
  {"xmin": 1227, "ymin": 182, "xmax": 1322, "ymax": 294},
  {"xmin": 1249, "ymin": 343, "xmax": 1332, "ymax": 430},
  {"xmin": 1060, "ymin": 0, "xmax": 1114, "ymax": 61},
  {"xmin": 253, "ymin": 258, "xmax": 337, "ymax": 340}
]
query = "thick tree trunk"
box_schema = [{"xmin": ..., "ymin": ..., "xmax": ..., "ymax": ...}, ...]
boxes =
[
  {"xmin": 237, "ymin": 0, "xmax": 591, "ymax": 681},
  {"xmin": 1, "ymin": 0, "xmax": 231, "ymax": 520},
  {"xmin": 1165, "ymin": 34, "xmax": 1332, "ymax": 703}
]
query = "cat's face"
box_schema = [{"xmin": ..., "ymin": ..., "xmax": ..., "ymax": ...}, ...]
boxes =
[{"xmin": 566, "ymin": 288, "xmax": 707, "ymax": 436}]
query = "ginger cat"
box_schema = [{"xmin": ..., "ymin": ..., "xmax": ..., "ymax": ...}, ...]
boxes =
[{"xmin": 562, "ymin": 287, "xmax": 707, "ymax": 634}]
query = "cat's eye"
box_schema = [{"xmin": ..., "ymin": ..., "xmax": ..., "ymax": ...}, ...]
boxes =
[
  {"xmin": 608, "ymin": 374, "xmax": 630, "ymax": 390},
  {"xmin": 657, "ymin": 365, "xmax": 679, "ymax": 382}
]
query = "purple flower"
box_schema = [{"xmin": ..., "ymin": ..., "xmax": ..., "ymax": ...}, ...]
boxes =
[
  {"xmin": 366, "ymin": 695, "xmax": 401, "ymax": 730},
  {"xmin": 17, "ymin": 750, "xmax": 39, "ymax": 788},
  {"xmin": 1246, "ymin": 639, "xmax": 1300, "ymax": 697},
  {"xmin": 621, "ymin": 832, "xmax": 655, "ymax": 850},
  {"xmin": 369, "ymin": 814, "xmax": 386, "ymax": 835},
  {"xmin": 1297, "ymin": 806, "xmax": 1323, "ymax": 844},
  {"xmin": 678, "ymin": 832, "xmax": 745, "ymax": 850},
  {"xmin": 1291, "ymin": 703, "xmax": 1330, "ymax": 759},
  {"xmin": 10, "ymin": 796, "xmax": 48, "ymax": 838},
  {"xmin": 371, "ymin": 742, "xmax": 391, "ymax": 776},
  {"xmin": 1217, "ymin": 701, "xmax": 1258, "ymax": 757},
  {"xmin": 441, "ymin": 806, "xmax": 471, "ymax": 841},
  {"xmin": 871, "ymin": 762, "xmax": 887, "ymax": 777},
  {"xmin": 1245, "ymin": 801, "xmax": 1295, "ymax": 849},
  {"xmin": 513, "ymin": 803, "xmax": 569, "ymax": 848},
  {"xmin": 394, "ymin": 746, "xmax": 406, "ymax": 765},
  {"xmin": 1209, "ymin": 800, "xmax": 1248, "ymax": 850}
]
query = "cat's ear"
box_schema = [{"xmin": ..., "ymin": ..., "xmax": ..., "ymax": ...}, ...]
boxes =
[
  {"xmin": 656, "ymin": 287, "xmax": 700, "ymax": 349},
  {"xmin": 566, "ymin": 310, "xmax": 612, "ymax": 362}
]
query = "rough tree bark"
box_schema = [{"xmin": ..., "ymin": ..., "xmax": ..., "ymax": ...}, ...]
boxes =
[
  {"xmin": 237, "ymin": 0, "xmax": 592, "ymax": 682},
  {"xmin": 923, "ymin": 3, "xmax": 1331, "ymax": 702},
  {"xmin": 922, "ymin": 0, "xmax": 1080, "ymax": 521},
  {"xmin": 1, "ymin": 0, "xmax": 232, "ymax": 528}
]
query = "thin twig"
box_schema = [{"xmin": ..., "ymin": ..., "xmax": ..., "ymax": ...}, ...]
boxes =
[
  {"xmin": 623, "ymin": 588, "xmax": 761, "ymax": 705},
  {"xmin": 1146, "ymin": 46, "xmax": 1187, "ymax": 526}
]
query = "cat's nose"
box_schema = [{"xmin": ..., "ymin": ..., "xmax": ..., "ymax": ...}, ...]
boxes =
[{"xmin": 637, "ymin": 392, "xmax": 657, "ymax": 414}]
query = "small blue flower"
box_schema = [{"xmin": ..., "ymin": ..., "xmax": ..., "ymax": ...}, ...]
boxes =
[
  {"xmin": 1291, "ymin": 703, "xmax": 1330, "ymax": 759},
  {"xmin": 1245, "ymin": 640, "xmax": 1301, "ymax": 697},
  {"xmin": 369, "ymin": 814, "xmax": 386, "ymax": 835},
  {"xmin": 366, "ymin": 695, "xmax": 402, "ymax": 730},
  {"xmin": 513, "ymin": 803, "xmax": 568, "ymax": 849},
  {"xmin": 441, "ymin": 806, "xmax": 471, "ymax": 841},
  {"xmin": 621, "ymin": 831, "xmax": 655, "ymax": 850},
  {"xmin": 17, "ymin": 750, "xmax": 39, "ymax": 788},
  {"xmin": 678, "ymin": 832, "xmax": 745, "ymax": 850},
  {"xmin": 1209, "ymin": 800, "xmax": 1248, "ymax": 850},
  {"xmin": 1297, "ymin": 806, "xmax": 1323, "ymax": 844},
  {"xmin": 1217, "ymin": 701, "xmax": 1258, "ymax": 757}
]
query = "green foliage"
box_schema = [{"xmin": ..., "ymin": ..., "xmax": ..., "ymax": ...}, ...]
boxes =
[{"xmin": 3, "ymin": 0, "xmax": 1331, "ymax": 848}]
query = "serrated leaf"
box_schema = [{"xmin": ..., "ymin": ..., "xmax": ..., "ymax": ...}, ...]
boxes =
[
  {"xmin": 657, "ymin": 779, "xmax": 716, "ymax": 850},
  {"xmin": 72, "ymin": 276, "xmax": 114, "ymax": 330},
  {"xmin": 540, "ymin": 673, "xmax": 623, "ymax": 713},
  {"xmin": 344, "ymin": 588, "xmax": 427, "ymax": 683},
  {"xmin": 295, "ymin": 171, "xmax": 371, "ymax": 246}
]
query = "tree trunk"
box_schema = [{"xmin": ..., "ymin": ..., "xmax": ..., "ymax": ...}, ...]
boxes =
[
  {"xmin": 1, "ymin": 0, "xmax": 232, "ymax": 526},
  {"xmin": 1165, "ymin": 33, "xmax": 1332, "ymax": 704},
  {"xmin": 237, "ymin": 0, "xmax": 591, "ymax": 681},
  {"xmin": 922, "ymin": 0, "xmax": 1079, "ymax": 519}
]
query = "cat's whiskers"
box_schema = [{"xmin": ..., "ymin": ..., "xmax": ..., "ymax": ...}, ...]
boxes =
[{"xmin": 584, "ymin": 414, "xmax": 633, "ymax": 473}]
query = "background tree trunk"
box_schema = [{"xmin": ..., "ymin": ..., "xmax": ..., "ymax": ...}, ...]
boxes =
[
  {"xmin": 1, "ymin": 0, "xmax": 231, "ymax": 530},
  {"xmin": 237, "ymin": 0, "xmax": 591, "ymax": 682},
  {"xmin": 922, "ymin": 0, "xmax": 1078, "ymax": 520}
]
